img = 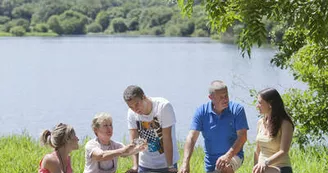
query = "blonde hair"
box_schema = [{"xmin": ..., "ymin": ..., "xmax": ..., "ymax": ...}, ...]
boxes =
[
  {"xmin": 92, "ymin": 112, "xmax": 113, "ymax": 136},
  {"xmin": 40, "ymin": 123, "xmax": 75, "ymax": 150}
]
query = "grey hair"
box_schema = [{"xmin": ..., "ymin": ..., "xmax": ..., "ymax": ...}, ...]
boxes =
[
  {"xmin": 40, "ymin": 123, "xmax": 75, "ymax": 150},
  {"xmin": 92, "ymin": 112, "xmax": 113, "ymax": 136},
  {"xmin": 209, "ymin": 80, "xmax": 228, "ymax": 94},
  {"xmin": 123, "ymin": 85, "xmax": 145, "ymax": 101}
]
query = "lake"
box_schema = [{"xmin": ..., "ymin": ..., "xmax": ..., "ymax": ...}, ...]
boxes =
[{"xmin": 0, "ymin": 36, "xmax": 306, "ymax": 144}]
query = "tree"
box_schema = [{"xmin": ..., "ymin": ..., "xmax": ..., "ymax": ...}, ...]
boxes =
[
  {"xmin": 0, "ymin": 15, "xmax": 10, "ymax": 24},
  {"xmin": 33, "ymin": 23, "xmax": 48, "ymax": 32},
  {"xmin": 11, "ymin": 3, "xmax": 35, "ymax": 19},
  {"xmin": 109, "ymin": 17, "xmax": 127, "ymax": 33},
  {"xmin": 178, "ymin": 0, "xmax": 328, "ymax": 148},
  {"xmin": 47, "ymin": 15, "xmax": 63, "ymax": 35},
  {"xmin": 58, "ymin": 10, "xmax": 89, "ymax": 35},
  {"xmin": 86, "ymin": 22, "xmax": 102, "ymax": 33},
  {"xmin": 95, "ymin": 10, "xmax": 109, "ymax": 31},
  {"xmin": 31, "ymin": 0, "xmax": 71, "ymax": 24},
  {"xmin": 10, "ymin": 25, "xmax": 26, "ymax": 36}
]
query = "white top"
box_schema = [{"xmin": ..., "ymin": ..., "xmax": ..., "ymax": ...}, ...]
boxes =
[
  {"xmin": 83, "ymin": 138, "xmax": 123, "ymax": 173},
  {"xmin": 127, "ymin": 97, "xmax": 180, "ymax": 169}
]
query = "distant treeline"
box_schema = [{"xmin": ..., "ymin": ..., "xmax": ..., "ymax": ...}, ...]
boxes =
[{"xmin": 0, "ymin": 0, "xmax": 283, "ymax": 41}]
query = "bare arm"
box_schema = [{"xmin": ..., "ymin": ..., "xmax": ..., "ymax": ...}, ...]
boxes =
[
  {"xmin": 253, "ymin": 142, "xmax": 260, "ymax": 165},
  {"xmin": 129, "ymin": 129, "xmax": 140, "ymax": 170},
  {"xmin": 121, "ymin": 140, "xmax": 147, "ymax": 157},
  {"xmin": 91, "ymin": 145, "xmax": 132, "ymax": 161},
  {"xmin": 253, "ymin": 119, "xmax": 262, "ymax": 166},
  {"xmin": 179, "ymin": 130, "xmax": 200, "ymax": 173},
  {"xmin": 226, "ymin": 129, "xmax": 247, "ymax": 158},
  {"xmin": 264, "ymin": 120, "xmax": 293, "ymax": 165},
  {"xmin": 216, "ymin": 129, "xmax": 247, "ymax": 171},
  {"xmin": 162, "ymin": 126, "xmax": 174, "ymax": 167}
]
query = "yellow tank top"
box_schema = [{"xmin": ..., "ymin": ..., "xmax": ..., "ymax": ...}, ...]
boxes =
[{"xmin": 256, "ymin": 119, "xmax": 291, "ymax": 167}]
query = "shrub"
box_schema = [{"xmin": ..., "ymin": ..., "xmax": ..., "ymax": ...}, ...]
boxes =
[
  {"xmin": 33, "ymin": 23, "xmax": 49, "ymax": 32},
  {"xmin": 86, "ymin": 22, "xmax": 102, "ymax": 33},
  {"xmin": 10, "ymin": 26, "xmax": 26, "ymax": 36}
]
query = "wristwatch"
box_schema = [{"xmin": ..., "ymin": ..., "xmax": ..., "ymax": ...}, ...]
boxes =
[{"xmin": 264, "ymin": 159, "xmax": 270, "ymax": 167}]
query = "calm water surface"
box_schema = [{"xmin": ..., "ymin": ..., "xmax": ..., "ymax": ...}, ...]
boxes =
[{"xmin": 0, "ymin": 37, "xmax": 306, "ymax": 144}]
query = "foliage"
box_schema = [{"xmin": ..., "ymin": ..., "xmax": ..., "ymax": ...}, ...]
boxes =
[
  {"xmin": 178, "ymin": 0, "xmax": 328, "ymax": 147},
  {"xmin": 0, "ymin": 0, "xmax": 237, "ymax": 37},
  {"xmin": 3, "ymin": 18, "xmax": 29, "ymax": 32},
  {"xmin": 0, "ymin": 134, "xmax": 327, "ymax": 173},
  {"xmin": 109, "ymin": 17, "xmax": 127, "ymax": 33},
  {"xmin": 30, "ymin": 0, "xmax": 71, "ymax": 24},
  {"xmin": 12, "ymin": 3, "xmax": 35, "ymax": 19},
  {"xmin": 33, "ymin": 23, "xmax": 48, "ymax": 33},
  {"xmin": 95, "ymin": 10, "xmax": 109, "ymax": 31},
  {"xmin": 86, "ymin": 22, "xmax": 102, "ymax": 33},
  {"xmin": 165, "ymin": 25, "xmax": 180, "ymax": 36},
  {"xmin": 47, "ymin": 15, "xmax": 63, "ymax": 35},
  {"xmin": 58, "ymin": 10, "xmax": 89, "ymax": 35},
  {"xmin": 0, "ymin": 15, "xmax": 10, "ymax": 24},
  {"xmin": 10, "ymin": 25, "xmax": 25, "ymax": 36}
]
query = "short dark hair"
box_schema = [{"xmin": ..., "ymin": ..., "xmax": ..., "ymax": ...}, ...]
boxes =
[{"xmin": 123, "ymin": 85, "xmax": 145, "ymax": 101}]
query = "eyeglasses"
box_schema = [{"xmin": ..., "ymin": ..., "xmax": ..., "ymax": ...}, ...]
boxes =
[{"xmin": 98, "ymin": 160, "xmax": 115, "ymax": 171}]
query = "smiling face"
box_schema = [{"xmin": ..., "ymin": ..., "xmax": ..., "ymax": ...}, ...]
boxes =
[
  {"xmin": 95, "ymin": 119, "xmax": 113, "ymax": 142},
  {"xmin": 256, "ymin": 95, "xmax": 271, "ymax": 115},
  {"xmin": 209, "ymin": 88, "xmax": 229, "ymax": 113}
]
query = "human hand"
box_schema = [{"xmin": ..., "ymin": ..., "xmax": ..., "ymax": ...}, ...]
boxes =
[
  {"xmin": 122, "ymin": 143, "xmax": 136, "ymax": 154},
  {"xmin": 215, "ymin": 154, "xmax": 232, "ymax": 171},
  {"xmin": 168, "ymin": 167, "xmax": 178, "ymax": 173},
  {"xmin": 252, "ymin": 162, "xmax": 267, "ymax": 173},
  {"xmin": 178, "ymin": 162, "xmax": 190, "ymax": 173},
  {"xmin": 133, "ymin": 138, "xmax": 147, "ymax": 152}
]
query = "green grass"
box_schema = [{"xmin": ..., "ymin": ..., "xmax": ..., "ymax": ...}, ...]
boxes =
[
  {"xmin": 25, "ymin": 32, "xmax": 58, "ymax": 37},
  {"xmin": 0, "ymin": 32, "xmax": 12, "ymax": 36},
  {"xmin": 0, "ymin": 32, "xmax": 58, "ymax": 37},
  {"xmin": 0, "ymin": 134, "xmax": 327, "ymax": 173}
]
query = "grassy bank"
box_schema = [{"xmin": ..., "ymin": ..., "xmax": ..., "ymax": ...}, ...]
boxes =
[{"xmin": 0, "ymin": 134, "xmax": 327, "ymax": 173}]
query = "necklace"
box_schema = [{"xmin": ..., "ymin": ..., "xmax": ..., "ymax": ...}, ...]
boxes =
[{"xmin": 56, "ymin": 150, "xmax": 66, "ymax": 173}]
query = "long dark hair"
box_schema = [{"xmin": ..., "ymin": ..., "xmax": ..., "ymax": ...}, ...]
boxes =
[{"xmin": 259, "ymin": 88, "xmax": 294, "ymax": 137}]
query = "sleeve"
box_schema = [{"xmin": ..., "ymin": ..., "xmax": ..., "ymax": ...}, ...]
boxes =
[
  {"xmin": 235, "ymin": 105, "xmax": 249, "ymax": 131},
  {"xmin": 127, "ymin": 109, "xmax": 137, "ymax": 129},
  {"xmin": 190, "ymin": 106, "xmax": 203, "ymax": 131},
  {"xmin": 114, "ymin": 141, "xmax": 124, "ymax": 149},
  {"xmin": 160, "ymin": 103, "xmax": 176, "ymax": 128},
  {"xmin": 85, "ymin": 140, "xmax": 102, "ymax": 159}
]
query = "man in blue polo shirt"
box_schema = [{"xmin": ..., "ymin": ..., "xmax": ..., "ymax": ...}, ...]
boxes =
[{"xmin": 179, "ymin": 80, "xmax": 249, "ymax": 173}]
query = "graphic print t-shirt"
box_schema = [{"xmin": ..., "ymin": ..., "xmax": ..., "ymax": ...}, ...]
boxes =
[{"xmin": 127, "ymin": 97, "xmax": 179, "ymax": 169}]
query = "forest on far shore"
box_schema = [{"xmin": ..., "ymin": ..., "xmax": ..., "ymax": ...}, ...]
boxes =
[{"xmin": 0, "ymin": 0, "xmax": 283, "ymax": 43}]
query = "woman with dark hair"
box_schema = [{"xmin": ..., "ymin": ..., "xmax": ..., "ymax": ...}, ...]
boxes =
[
  {"xmin": 253, "ymin": 88, "xmax": 294, "ymax": 173},
  {"xmin": 39, "ymin": 123, "xmax": 79, "ymax": 173}
]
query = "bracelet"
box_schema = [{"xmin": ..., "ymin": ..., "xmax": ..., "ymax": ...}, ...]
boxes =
[
  {"xmin": 168, "ymin": 165, "xmax": 175, "ymax": 169},
  {"xmin": 264, "ymin": 159, "xmax": 269, "ymax": 167}
]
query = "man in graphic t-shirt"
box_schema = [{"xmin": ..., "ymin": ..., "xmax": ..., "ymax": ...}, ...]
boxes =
[{"xmin": 123, "ymin": 85, "xmax": 179, "ymax": 173}]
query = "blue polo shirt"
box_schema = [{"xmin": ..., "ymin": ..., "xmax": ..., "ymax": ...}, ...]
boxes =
[{"xmin": 190, "ymin": 101, "xmax": 249, "ymax": 172}]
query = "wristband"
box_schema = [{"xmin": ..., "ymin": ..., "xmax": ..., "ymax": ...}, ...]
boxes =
[{"xmin": 264, "ymin": 159, "xmax": 269, "ymax": 167}]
